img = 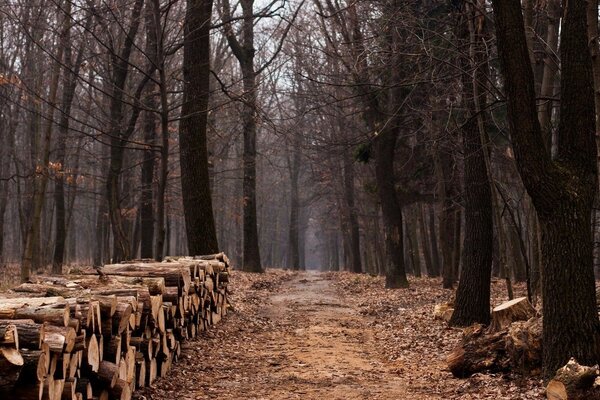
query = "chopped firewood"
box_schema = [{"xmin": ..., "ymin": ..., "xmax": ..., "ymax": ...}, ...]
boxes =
[{"xmin": 0, "ymin": 253, "xmax": 231, "ymax": 399}]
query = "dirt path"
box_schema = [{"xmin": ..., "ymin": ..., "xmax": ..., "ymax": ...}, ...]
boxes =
[
  {"xmin": 257, "ymin": 271, "xmax": 409, "ymax": 399},
  {"xmin": 137, "ymin": 271, "xmax": 412, "ymax": 399},
  {"xmin": 135, "ymin": 270, "xmax": 542, "ymax": 400}
]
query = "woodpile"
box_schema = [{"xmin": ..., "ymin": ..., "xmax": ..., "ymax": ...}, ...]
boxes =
[
  {"xmin": 447, "ymin": 297, "xmax": 541, "ymax": 378},
  {"xmin": 0, "ymin": 253, "xmax": 230, "ymax": 400}
]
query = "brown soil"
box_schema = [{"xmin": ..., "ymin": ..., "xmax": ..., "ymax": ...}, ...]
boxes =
[{"xmin": 134, "ymin": 270, "xmax": 544, "ymax": 400}]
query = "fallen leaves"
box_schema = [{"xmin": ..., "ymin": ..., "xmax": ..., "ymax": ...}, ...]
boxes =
[{"xmin": 134, "ymin": 270, "xmax": 545, "ymax": 399}]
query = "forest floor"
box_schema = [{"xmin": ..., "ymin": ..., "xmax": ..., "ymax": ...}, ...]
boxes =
[{"xmin": 134, "ymin": 270, "xmax": 545, "ymax": 400}]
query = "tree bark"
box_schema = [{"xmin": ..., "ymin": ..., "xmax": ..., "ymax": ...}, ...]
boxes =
[
  {"xmin": 53, "ymin": 2, "xmax": 86, "ymax": 274},
  {"xmin": 343, "ymin": 151, "xmax": 361, "ymax": 273},
  {"xmin": 288, "ymin": 142, "xmax": 300, "ymax": 270},
  {"xmin": 492, "ymin": 0, "xmax": 600, "ymax": 377},
  {"xmin": 22, "ymin": 18, "xmax": 63, "ymax": 281},
  {"xmin": 450, "ymin": 1, "xmax": 494, "ymax": 327},
  {"xmin": 375, "ymin": 127, "xmax": 408, "ymax": 288},
  {"xmin": 221, "ymin": 0, "xmax": 262, "ymax": 271},
  {"xmin": 179, "ymin": 0, "xmax": 220, "ymax": 257}
]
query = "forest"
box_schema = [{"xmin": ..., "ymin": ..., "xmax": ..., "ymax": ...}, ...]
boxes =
[{"xmin": 0, "ymin": 0, "xmax": 599, "ymax": 398}]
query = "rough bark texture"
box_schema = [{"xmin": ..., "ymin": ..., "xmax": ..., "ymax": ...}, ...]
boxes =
[
  {"xmin": 491, "ymin": 0, "xmax": 600, "ymax": 377},
  {"xmin": 375, "ymin": 128, "xmax": 408, "ymax": 288},
  {"xmin": 449, "ymin": 2, "xmax": 494, "ymax": 327},
  {"xmin": 179, "ymin": 0, "xmax": 220, "ymax": 257}
]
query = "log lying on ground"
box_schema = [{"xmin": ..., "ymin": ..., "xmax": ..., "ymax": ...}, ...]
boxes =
[
  {"xmin": 447, "ymin": 323, "xmax": 509, "ymax": 378},
  {"xmin": 546, "ymin": 359, "xmax": 600, "ymax": 400},
  {"xmin": 0, "ymin": 253, "xmax": 231, "ymax": 400},
  {"xmin": 447, "ymin": 297, "xmax": 541, "ymax": 378}
]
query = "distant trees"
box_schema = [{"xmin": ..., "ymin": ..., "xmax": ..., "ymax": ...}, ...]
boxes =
[{"xmin": 1, "ymin": 7, "xmax": 600, "ymax": 383}]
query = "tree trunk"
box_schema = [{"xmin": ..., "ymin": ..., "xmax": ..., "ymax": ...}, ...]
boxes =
[
  {"xmin": 538, "ymin": 0, "xmax": 560, "ymax": 153},
  {"xmin": 220, "ymin": 0, "xmax": 262, "ymax": 272},
  {"xmin": 288, "ymin": 141, "xmax": 300, "ymax": 270},
  {"xmin": 22, "ymin": 26, "xmax": 63, "ymax": 281},
  {"xmin": 139, "ymin": 105, "xmax": 156, "ymax": 259},
  {"xmin": 492, "ymin": 0, "xmax": 600, "ymax": 377},
  {"xmin": 343, "ymin": 151, "xmax": 361, "ymax": 273},
  {"xmin": 416, "ymin": 204, "xmax": 440, "ymax": 277},
  {"xmin": 53, "ymin": 3, "xmax": 85, "ymax": 274},
  {"xmin": 450, "ymin": 1, "xmax": 494, "ymax": 327},
  {"xmin": 425, "ymin": 207, "xmax": 440, "ymax": 278},
  {"xmin": 240, "ymin": 61, "xmax": 262, "ymax": 272},
  {"xmin": 375, "ymin": 127, "xmax": 408, "ymax": 288},
  {"xmin": 407, "ymin": 208, "xmax": 421, "ymax": 277},
  {"xmin": 179, "ymin": 0, "xmax": 220, "ymax": 257}
]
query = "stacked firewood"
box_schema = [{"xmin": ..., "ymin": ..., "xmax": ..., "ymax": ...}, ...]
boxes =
[{"xmin": 0, "ymin": 253, "xmax": 230, "ymax": 400}]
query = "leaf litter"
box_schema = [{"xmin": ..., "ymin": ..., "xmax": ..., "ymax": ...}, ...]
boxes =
[{"xmin": 134, "ymin": 270, "xmax": 545, "ymax": 399}]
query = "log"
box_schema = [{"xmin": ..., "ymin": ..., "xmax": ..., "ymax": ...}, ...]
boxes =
[
  {"xmin": 489, "ymin": 297, "xmax": 536, "ymax": 333},
  {"xmin": 85, "ymin": 334, "xmax": 100, "ymax": 372},
  {"xmin": 447, "ymin": 324, "xmax": 509, "ymax": 378},
  {"xmin": 43, "ymin": 325, "xmax": 76, "ymax": 353},
  {"xmin": 17, "ymin": 348, "xmax": 48, "ymax": 383},
  {"xmin": 32, "ymin": 274, "xmax": 165, "ymax": 292},
  {"xmin": 110, "ymin": 378, "xmax": 132, "ymax": 400},
  {"xmin": 14, "ymin": 304, "xmax": 70, "ymax": 327},
  {"xmin": 97, "ymin": 360, "xmax": 119, "ymax": 387},
  {"xmin": 0, "ymin": 347, "xmax": 22, "ymax": 390},
  {"xmin": 0, "ymin": 319, "xmax": 43, "ymax": 349},
  {"xmin": 0, "ymin": 322, "xmax": 18, "ymax": 349},
  {"xmin": 90, "ymin": 264, "xmax": 191, "ymax": 294},
  {"xmin": 506, "ymin": 317, "xmax": 542, "ymax": 374},
  {"xmin": 112, "ymin": 302, "xmax": 133, "ymax": 336},
  {"xmin": 545, "ymin": 358, "xmax": 600, "ymax": 400},
  {"xmin": 433, "ymin": 302, "xmax": 454, "ymax": 323}
]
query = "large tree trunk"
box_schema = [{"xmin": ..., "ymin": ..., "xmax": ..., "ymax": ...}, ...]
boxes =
[
  {"xmin": 139, "ymin": 0, "xmax": 159, "ymax": 260},
  {"xmin": 179, "ymin": 0, "xmax": 220, "ymax": 257},
  {"xmin": 492, "ymin": 0, "xmax": 600, "ymax": 377},
  {"xmin": 154, "ymin": 0, "xmax": 170, "ymax": 261},
  {"xmin": 450, "ymin": 1, "xmax": 494, "ymax": 327},
  {"xmin": 375, "ymin": 127, "xmax": 408, "ymax": 288}
]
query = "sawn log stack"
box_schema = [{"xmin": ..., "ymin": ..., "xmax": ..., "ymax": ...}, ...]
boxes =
[{"xmin": 0, "ymin": 253, "xmax": 231, "ymax": 400}]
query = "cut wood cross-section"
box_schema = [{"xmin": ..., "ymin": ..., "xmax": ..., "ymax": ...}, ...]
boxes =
[{"xmin": 0, "ymin": 253, "xmax": 231, "ymax": 400}]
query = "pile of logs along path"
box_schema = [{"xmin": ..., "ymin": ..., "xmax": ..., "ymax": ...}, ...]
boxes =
[{"xmin": 0, "ymin": 253, "xmax": 230, "ymax": 400}]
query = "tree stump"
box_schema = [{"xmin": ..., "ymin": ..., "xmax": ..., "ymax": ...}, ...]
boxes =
[
  {"xmin": 489, "ymin": 297, "xmax": 536, "ymax": 333},
  {"xmin": 433, "ymin": 302, "xmax": 454, "ymax": 322}
]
